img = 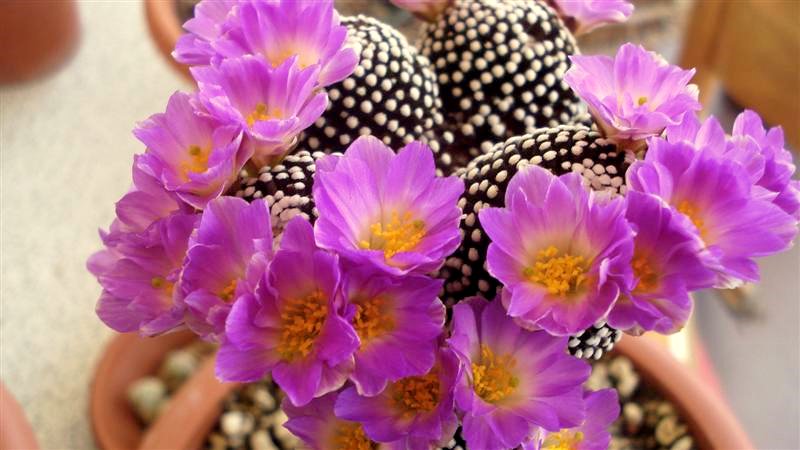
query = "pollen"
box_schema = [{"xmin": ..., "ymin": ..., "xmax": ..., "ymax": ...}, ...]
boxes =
[
  {"xmin": 150, "ymin": 276, "xmax": 175, "ymax": 296},
  {"xmin": 277, "ymin": 290, "xmax": 328, "ymax": 362},
  {"xmin": 637, "ymin": 96, "xmax": 648, "ymax": 106},
  {"xmin": 332, "ymin": 422, "xmax": 377, "ymax": 450},
  {"xmin": 471, "ymin": 344, "xmax": 518, "ymax": 404},
  {"xmin": 676, "ymin": 200, "xmax": 707, "ymax": 240},
  {"xmin": 359, "ymin": 211, "xmax": 426, "ymax": 259},
  {"xmin": 389, "ymin": 370, "xmax": 441, "ymax": 417},
  {"xmin": 524, "ymin": 246, "xmax": 588, "ymax": 297},
  {"xmin": 179, "ymin": 144, "xmax": 210, "ymax": 178},
  {"xmin": 542, "ymin": 429, "xmax": 585, "ymax": 450},
  {"xmin": 352, "ymin": 296, "xmax": 394, "ymax": 346},
  {"xmin": 219, "ymin": 279, "xmax": 238, "ymax": 302},
  {"xmin": 246, "ymin": 103, "xmax": 283, "ymax": 127},
  {"xmin": 632, "ymin": 254, "xmax": 658, "ymax": 293}
]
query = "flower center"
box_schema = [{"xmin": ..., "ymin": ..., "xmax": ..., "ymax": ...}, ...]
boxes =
[
  {"xmin": 267, "ymin": 46, "xmax": 317, "ymax": 70},
  {"xmin": 543, "ymin": 429, "xmax": 585, "ymax": 450},
  {"xmin": 246, "ymin": 103, "xmax": 283, "ymax": 127},
  {"xmin": 471, "ymin": 344, "xmax": 518, "ymax": 404},
  {"xmin": 389, "ymin": 370, "xmax": 441, "ymax": 417},
  {"xmin": 352, "ymin": 295, "xmax": 394, "ymax": 347},
  {"xmin": 632, "ymin": 254, "xmax": 658, "ymax": 293},
  {"xmin": 637, "ymin": 96, "xmax": 648, "ymax": 106},
  {"xmin": 359, "ymin": 211, "xmax": 426, "ymax": 259},
  {"xmin": 150, "ymin": 276, "xmax": 175, "ymax": 297},
  {"xmin": 179, "ymin": 144, "xmax": 210, "ymax": 179},
  {"xmin": 332, "ymin": 422, "xmax": 377, "ymax": 450},
  {"xmin": 676, "ymin": 200, "xmax": 707, "ymax": 240},
  {"xmin": 277, "ymin": 290, "xmax": 327, "ymax": 361},
  {"xmin": 524, "ymin": 246, "xmax": 588, "ymax": 297},
  {"xmin": 219, "ymin": 279, "xmax": 238, "ymax": 302}
]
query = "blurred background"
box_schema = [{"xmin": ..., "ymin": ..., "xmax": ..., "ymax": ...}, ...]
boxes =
[{"xmin": 1, "ymin": 0, "xmax": 798, "ymax": 449}]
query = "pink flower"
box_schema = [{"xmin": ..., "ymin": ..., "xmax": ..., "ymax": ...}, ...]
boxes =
[
  {"xmin": 479, "ymin": 165, "xmax": 634, "ymax": 335},
  {"xmin": 552, "ymin": 0, "xmax": 634, "ymax": 35},
  {"xmin": 564, "ymin": 43, "xmax": 700, "ymax": 149},
  {"xmin": 134, "ymin": 92, "xmax": 249, "ymax": 209}
]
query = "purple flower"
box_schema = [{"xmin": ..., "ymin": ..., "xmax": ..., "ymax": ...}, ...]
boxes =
[
  {"xmin": 106, "ymin": 163, "xmax": 190, "ymax": 241},
  {"xmin": 342, "ymin": 266, "xmax": 446, "ymax": 396},
  {"xmin": 313, "ymin": 136, "xmax": 464, "ymax": 276},
  {"xmin": 193, "ymin": 56, "xmax": 327, "ymax": 167},
  {"xmin": 536, "ymin": 389, "xmax": 620, "ymax": 450},
  {"xmin": 180, "ymin": 196, "xmax": 273, "ymax": 341},
  {"xmin": 628, "ymin": 138, "xmax": 798, "ymax": 288},
  {"xmin": 216, "ymin": 217, "xmax": 358, "ymax": 406},
  {"xmin": 88, "ymin": 212, "xmax": 198, "ymax": 336},
  {"xmin": 283, "ymin": 391, "xmax": 384, "ymax": 450},
  {"xmin": 389, "ymin": 0, "xmax": 451, "ymax": 21},
  {"xmin": 134, "ymin": 91, "xmax": 249, "ymax": 209},
  {"xmin": 728, "ymin": 111, "xmax": 799, "ymax": 219},
  {"xmin": 447, "ymin": 298, "xmax": 591, "ymax": 450},
  {"xmin": 553, "ymin": 0, "xmax": 634, "ymax": 35},
  {"xmin": 173, "ymin": 0, "xmax": 238, "ymax": 66},
  {"xmin": 608, "ymin": 191, "xmax": 716, "ymax": 335},
  {"xmin": 214, "ymin": 0, "xmax": 358, "ymax": 87},
  {"xmin": 334, "ymin": 347, "xmax": 459, "ymax": 449},
  {"xmin": 479, "ymin": 165, "xmax": 634, "ymax": 335},
  {"xmin": 668, "ymin": 111, "xmax": 800, "ymax": 221},
  {"xmin": 564, "ymin": 43, "xmax": 700, "ymax": 148}
]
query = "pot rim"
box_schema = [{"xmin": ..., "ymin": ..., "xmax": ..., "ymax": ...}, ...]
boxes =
[
  {"xmin": 614, "ymin": 336, "xmax": 754, "ymax": 450},
  {"xmin": 0, "ymin": 382, "xmax": 39, "ymax": 450},
  {"xmin": 143, "ymin": 0, "xmax": 192, "ymax": 81},
  {"xmin": 89, "ymin": 330, "xmax": 198, "ymax": 450}
]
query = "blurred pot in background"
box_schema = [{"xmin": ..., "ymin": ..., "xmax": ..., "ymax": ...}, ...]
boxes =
[{"xmin": 0, "ymin": 0, "xmax": 80, "ymax": 84}]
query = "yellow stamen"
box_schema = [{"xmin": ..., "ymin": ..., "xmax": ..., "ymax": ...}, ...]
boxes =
[
  {"xmin": 523, "ymin": 246, "xmax": 588, "ymax": 297},
  {"xmin": 179, "ymin": 144, "xmax": 211, "ymax": 179},
  {"xmin": 543, "ymin": 429, "xmax": 585, "ymax": 450},
  {"xmin": 632, "ymin": 254, "xmax": 658, "ymax": 293},
  {"xmin": 266, "ymin": 47, "xmax": 317, "ymax": 70},
  {"xmin": 389, "ymin": 370, "xmax": 441, "ymax": 418},
  {"xmin": 246, "ymin": 103, "xmax": 283, "ymax": 127},
  {"xmin": 219, "ymin": 279, "xmax": 238, "ymax": 302},
  {"xmin": 332, "ymin": 422, "xmax": 377, "ymax": 450},
  {"xmin": 637, "ymin": 96, "xmax": 648, "ymax": 106},
  {"xmin": 352, "ymin": 295, "xmax": 394, "ymax": 346},
  {"xmin": 277, "ymin": 290, "xmax": 327, "ymax": 362},
  {"xmin": 471, "ymin": 344, "xmax": 518, "ymax": 404},
  {"xmin": 150, "ymin": 276, "xmax": 175, "ymax": 297},
  {"xmin": 676, "ymin": 200, "xmax": 707, "ymax": 240},
  {"xmin": 359, "ymin": 211, "xmax": 426, "ymax": 259}
]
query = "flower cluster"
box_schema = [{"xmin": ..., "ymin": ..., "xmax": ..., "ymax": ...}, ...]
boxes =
[
  {"xmin": 489, "ymin": 46, "xmax": 798, "ymax": 338},
  {"xmin": 89, "ymin": 0, "xmax": 800, "ymax": 448}
]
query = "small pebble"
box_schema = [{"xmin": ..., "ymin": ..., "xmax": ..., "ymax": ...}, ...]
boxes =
[
  {"xmin": 158, "ymin": 350, "xmax": 199, "ymax": 391},
  {"xmin": 622, "ymin": 402, "xmax": 643, "ymax": 434},
  {"xmin": 250, "ymin": 429, "xmax": 277, "ymax": 450},
  {"xmin": 655, "ymin": 415, "xmax": 685, "ymax": 446},
  {"xmin": 221, "ymin": 411, "xmax": 252, "ymax": 437},
  {"xmin": 671, "ymin": 435, "xmax": 695, "ymax": 450},
  {"xmin": 127, "ymin": 377, "xmax": 167, "ymax": 424}
]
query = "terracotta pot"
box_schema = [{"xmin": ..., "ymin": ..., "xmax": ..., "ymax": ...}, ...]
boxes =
[
  {"xmin": 138, "ymin": 335, "xmax": 754, "ymax": 449},
  {"xmin": 0, "ymin": 383, "xmax": 39, "ymax": 450},
  {"xmin": 615, "ymin": 336, "xmax": 753, "ymax": 449},
  {"xmin": 0, "ymin": 0, "xmax": 80, "ymax": 84},
  {"xmin": 139, "ymin": 359, "xmax": 239, "ymax": 450},
  {"xmin": 144, "ymin": 0, "xmax": 193, "ymax": 81},
  {"xmin": 90, "ymin": 331, "xmax": 198, "ymax": 450}
]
